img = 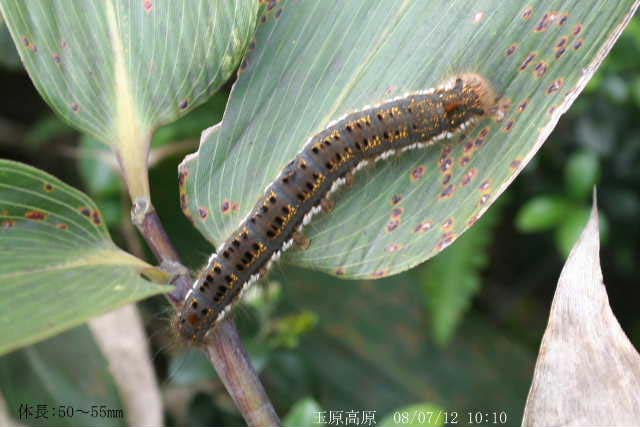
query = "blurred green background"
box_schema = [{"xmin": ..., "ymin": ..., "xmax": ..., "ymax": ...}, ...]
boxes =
[{"xmin": 0, "ymin": 16, "xmax": 638, "ymax": 427}]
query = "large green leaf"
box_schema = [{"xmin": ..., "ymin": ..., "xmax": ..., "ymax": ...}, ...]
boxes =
[
  {"xmin": 181, "ymin": 0, "xmax": 637, "ymax": 278},
  {"xmin": 266, "ymin": 266, "xmax": 533, "ymax": 420},
  {"xmin": 0, "ymin": 160, "xmax": 168, "ymax": 356},
  {"xmin": 421, "ymin": 201, "xmax": 502, "ymax": 347},
  {"xmin": 0, "ymin": 326, "xmax": 123, "ymax": 427},
  {"xmin": 0, "ymin": 0, "xmax": 258, "ymax": 199}
]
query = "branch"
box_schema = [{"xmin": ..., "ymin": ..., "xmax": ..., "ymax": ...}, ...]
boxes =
[{"xmin": 131, "ymin": 198, "xmax": 280, "ymax": 426}]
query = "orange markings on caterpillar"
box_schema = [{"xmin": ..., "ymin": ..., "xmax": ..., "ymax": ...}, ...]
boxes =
[{"xmin": 176, "ymin": 74, "xmax": 497, "ymax": 344}]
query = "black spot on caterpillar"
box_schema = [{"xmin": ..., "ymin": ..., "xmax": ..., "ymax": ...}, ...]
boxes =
[{"xmin": 176, "ymin": 73, "xmax": 496, "ymax": 343}]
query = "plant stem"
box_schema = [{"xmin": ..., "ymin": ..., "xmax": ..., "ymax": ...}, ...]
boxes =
[
  {"xmin": 131, "ymin": 198, "xmax": 280, "ymax": 426},
  {"xmin": 206, "ymin": 318, "xmax": 281, "ymax": 427}
]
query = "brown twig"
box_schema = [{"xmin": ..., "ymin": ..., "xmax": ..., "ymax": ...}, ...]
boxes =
[
  {"xmin": 206, "ymin": 318, "xmax": 281, "ymax": 427},
  {"xmin": 131, "ymin": 198, "xmax": 280, "ymax": 426}
]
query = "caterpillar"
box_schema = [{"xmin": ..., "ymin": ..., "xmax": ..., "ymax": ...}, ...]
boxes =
[{"xmin": 177, "ymin": 73, "xmax": 496, "ymax": 343}]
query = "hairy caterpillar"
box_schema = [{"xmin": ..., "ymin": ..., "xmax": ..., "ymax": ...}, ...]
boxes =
[{"xmin": 177, "ymin": 73, "xmax": 496, "ymax": 343}]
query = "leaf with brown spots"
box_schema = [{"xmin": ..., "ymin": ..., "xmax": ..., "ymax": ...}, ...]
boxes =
[
  {"xmin": 0, "ymin": 0, "xmax": 258, "ymax": 200},
  {"xmin": 181, "ymin": 0, "xmax": 638, "ymax": 278},
  {"xmin": 0, "ymin": 160, "xmax": 169, "ymax": 355}
]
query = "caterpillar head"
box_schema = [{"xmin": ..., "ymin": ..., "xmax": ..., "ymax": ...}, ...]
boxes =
[{"xmin": 440, "ymin": 73, "xmax": 497, "ymax": 128}]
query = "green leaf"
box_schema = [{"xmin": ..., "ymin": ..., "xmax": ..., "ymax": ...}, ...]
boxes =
[
  {"xmin": 78, "ymin": 135, "xmax": 121, "ymax": 197},
  {"xmin": 23, "ymin": 115, "xmax": 74, "ymax": 147},
  {"xmin": 421, "ymin": 202, "xmax": 501, "ymax": 346},
  {"xmin": 565, "ymin": 150, "xmax": 600, "ymax": 200},
  {"xmin": 0, "ymin": 0, "xmax": 258, "ymax": 199},
  {"xmin": 0, "ymin": 159, "xmax": 169, "ymax": 355},
  {"xmin": 515, "ymin": 196, "xmax": 568, "ymax": 232},
  {"xmin": 268, "ymin": 310, "xmax": 318, "ymax": 350},
  {"xmin": 379, "ymin": 403, "xmax": 447, "ymax": 427},
  {"xmin": 554, "ymin": 206, "xmax": 591, "ymax": 256},
  {"xmin": 181, "ymin": 0, "xmax": 637, "ymax": 278},
  {"xmin": 0, "ymin": 326, "xmax": 123, "ymax": 427},
  {"xmin": 167, "ymin": 349, "xmax": 217, "ymax": 386},
  {"xmin": 277, "ymin": 266, "xmax": 533, "ymax": 419},
  {"xmin": 283, "ymin": 398, "xmax": 323, "ymax": 427}
]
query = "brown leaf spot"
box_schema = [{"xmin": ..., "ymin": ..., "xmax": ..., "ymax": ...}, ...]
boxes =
[
  {"xmin": 178, "ymin": 168, "xmax": 188, "ymax": 187},
  {"xmin": 437, "ymin": 233, "xmax": 456, "ymax": 251},
  {"xmin": 534, "ymin": 61, "xmax": 548, "ymax": 78},
  {"xmin": 439, "ymin": 157, "xmax": 453, "ymax": 173},
  {"xmin": 547, "ymin": 79, "xmax": 565, "ymax": 94},
  {"xmin": 181, "ymin": 196, "xmax": 193, "ymax": 221},
  {"xmin": 572, "ymin": 24, "xmax": 583, "ymax": 36},
  {"xmin": 372, "ymin": 269, "xmax": 389, "ymax": 278},
  {"xmin": 80, "ymin": 207, "xmax": 91, "ymax": 217},
  {"xmin": 391, "ymin": 207, "xmax": 404, "ymax": 219},
  {"xmin": 510, "ymin": 159, "xmax": 523, "ymax": 170},
  {"xmin": 52, "ymin": 53, "xmax": 61, "ymax": 64},
  {"xmin": 275, "ymin": 8, "xmax": 282, "ymax": 18},
  {"xmin": 335, "ymin": 267, "xmax": 346, "ymax": 276},
  {"xmin": 555, "ymin": 47, "xmax": 566, "ymax": 59},
  {"xmin": 22, "ymin": 36, "xmax": 37, "ymax": 52},
  {"xmin": 57, "ymin": 223, "xmax": 69, "ymax": 230},
  {"xmin": 494, "ymin": 98, "xmax": 512, "ymax": 122},
  {"xmin": 198, "ymin": 207, "xmax": 209, "ymax": 219},
  {"xmin": 91, "ymin": 211, "xmax": 102, "ymax": 225},
  {"xmin": 474, "ymin": 126, "xmax": 492, "ymax": 148},
  {"xmin": 459, "ymin": 156, "xmax": 470, "ymax": 167},
  {"xmin": 410, "ymin": 165, "xmax": 427, "ymax": 181},
  {"xmin": 464, "ymin": 141, "xmax": 474, "ymax": 153},
  {"xmin": 506, "ymin": 44, "xmax": 518, "ymax": 56},
  {"xmin": 2, "ymin": 220, "xmax": 16, "ymax": 229},
  {"xmin": 391, "ymin": 194, "xmax": 403, "ymax": 206},
  {"xmin": 468, "ymin": 215, "xmax": 479, "ymax": 227},
  {"xmin": 535, "ymin": 12, "xmax": 558, "ymax": 32},
  {"xmin": 517, "ymin": 99, "xmax": 529, "ymax": 113},
  {"xmin": 386, "ymin": 218, "xmax": 401, "ymax": 233},
  {"xmin": 415, "ymin": 221, "xmax": 433, "ymax": 233},
  {"xmin": 179, "ymin": 99, "xmax": 189, "ymax": 110},
  {"xmin": 440, "ymin": 184, "xmax": 455, "ymax": 199},
  {"xmin": 71, "ymin": 102, "xmax": 80, "ymax": 113},
  {"xmin": 385, "ymin": 85, "xmax": 399, "ymax": 96},
  {"xmin": 522, "ymin": 6, "xmax": 533, "ymax": 20},
  {"xmin": 442, "ymin": 218, "xmax": 454, "ymax": 230},
  {"xmin": 479, "ymin": 193, "xmax": 491, "ymax": 205},
  {"xmin": 503, "ymin": 120, "xmax": 515, "ymax": 132},
  {"xmin": 386, "ymin": 243, "xmax": 403, "ymax": 253},
  {"xmin": 557, "ymin": 36, "xmax": 569, "ymax": 49},
  {"xmin": 558, "ymin": 14, "xmax": 569, "ymax": 26},
  {"xmin": 520, "ymin": 53, "xmax": 537, "ymax": 71},
  {"xmin": 461, "ymin": 168, "xmax": 478, "ymax": 186},
  {"xmin": 442, "ymin": 173, "xmax": 452, "ymax": 185},
  {"xmin": 26, "ymin": 210, "xmax": 47, "ymax": 220},
  {"xmin": 479, "ymin": 179, "xmax": 491, "ymax": 192},
  {"xmin": 573, "ymin": 39, "xmax": 584, "ymax": 50},
  {"xmin": 44, "ymin": 183, "xmax": 54, "ymax": 192}
]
